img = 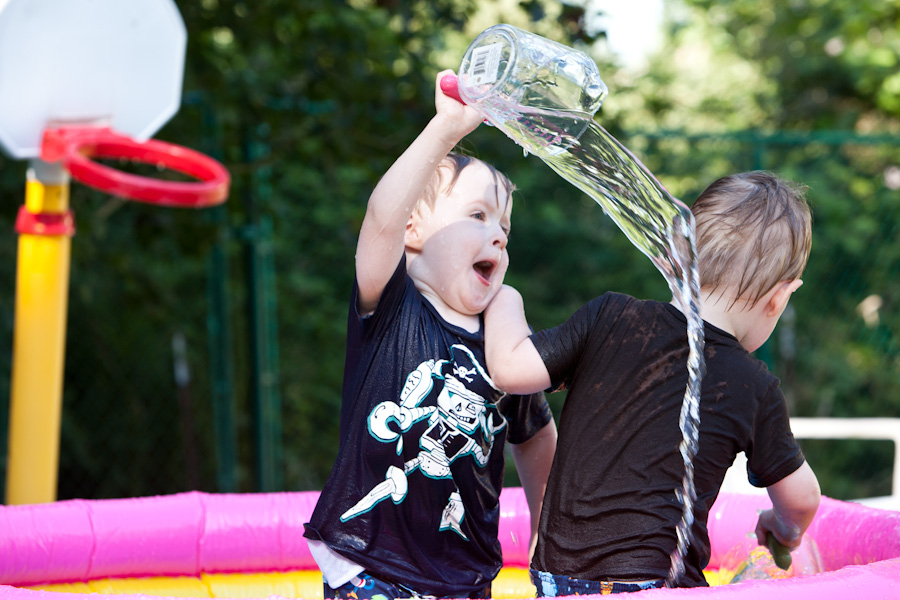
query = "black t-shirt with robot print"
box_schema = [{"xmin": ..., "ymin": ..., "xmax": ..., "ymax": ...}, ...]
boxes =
[
  {"xmin": 304, "ymin": 256, "xmax": 553, "ymax": 597},
  {"xmin": 530, "ymin": 292, "xmax": 805, "ymax": 587}
]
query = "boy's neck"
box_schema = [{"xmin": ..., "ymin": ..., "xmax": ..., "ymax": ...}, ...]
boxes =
[
  {"xmin": 418, "ymin": 285, "xmax": 482, "ymax": 332},
  {"xmin": 671, "ymin": 287, "xmax": 771, "ymax": 351},
  {"xmin": 405, "ymin": 247, "xmax": 484, "ymax": 334},
  {"xmin": 670, "ymin": 292, "xmax": 740, "ymax": 339}
]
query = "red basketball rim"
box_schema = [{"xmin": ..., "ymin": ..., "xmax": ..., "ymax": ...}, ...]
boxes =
[{"xmin": 41, "ymin": 127, "xmax": 230, "ymax": 208}]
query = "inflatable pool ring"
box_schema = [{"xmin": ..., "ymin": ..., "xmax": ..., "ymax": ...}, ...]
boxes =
[{"xmin": 1, "ymin": 489, "xmax": 898, "ymax": 599}]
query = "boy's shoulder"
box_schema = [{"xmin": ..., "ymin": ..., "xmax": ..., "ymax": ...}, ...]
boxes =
[
  {"xmin": 569, "ymin": 292, "xmax": 674, "ymax": 339},
  {"xmin": 572, "ymin": 291, "xmax": 666, "ymax": 326},
  {"xmin": 586, "ymin": 290, "xmax": 637, "ymax": 310},
  {"xmin": 596, "ymin": 291, "xmax": 669, "ymax": 316},
  {"xmin": 704, "ymin": 332, "xmax": 782, "ymax": 402}
]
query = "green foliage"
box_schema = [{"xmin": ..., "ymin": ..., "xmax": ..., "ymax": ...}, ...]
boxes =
[
  {"xmin": 173, "ymin": 0, "xmax": 490, "ymax": 490},
  {"xmin": 0, "ymin": 0, "xmax": 896, "ymax": 502},
  {"xmin": 633, "ymin": 0, "xmax": 900, "ymax": 499},
  {"xmin": 680, "ymin": 0, "xmax": 900, "ymax": 127}
]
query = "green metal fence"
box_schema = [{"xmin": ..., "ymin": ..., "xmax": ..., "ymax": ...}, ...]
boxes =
[{"xmin": 0, "ymin": 127, "xmax": 896, "ymax": 502}]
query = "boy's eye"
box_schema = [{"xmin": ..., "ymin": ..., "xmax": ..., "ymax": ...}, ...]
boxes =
[{"xmin": 471, "ymin": 211, "xmax": 486, "ymax": 221}]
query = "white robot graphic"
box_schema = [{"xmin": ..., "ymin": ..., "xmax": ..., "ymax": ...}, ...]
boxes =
[{"xmin": 340, "ymin": 344, "xmax": 506, "ymax": 539}]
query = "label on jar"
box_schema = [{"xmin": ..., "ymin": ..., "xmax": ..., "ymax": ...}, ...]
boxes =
[{"xmin": 469, "ymin": 42, "xmax": 502, "ymax": 86}]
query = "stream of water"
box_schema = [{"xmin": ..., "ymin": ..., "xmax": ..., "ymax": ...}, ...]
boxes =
[{"xmin": 501, "ymin": 109, "xmax": 706, "ymax": 585}]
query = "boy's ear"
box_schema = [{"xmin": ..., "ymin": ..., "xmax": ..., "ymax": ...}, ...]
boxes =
[
  {"xmin": 405, "ymin": 212, "xmax": 424, "ymax": 250},
  {"xmin": 766, "ymin": 279, "xmax": 803, "ymax": 317}
]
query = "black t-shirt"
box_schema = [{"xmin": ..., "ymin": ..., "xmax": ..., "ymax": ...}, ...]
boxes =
[
  {"xmin": 530, "ymin": 292, "xmax": 804, "ymax": 587},
  {"xmin": 304, "ymin": 258, "xmax": 553, "ymax": 597}
]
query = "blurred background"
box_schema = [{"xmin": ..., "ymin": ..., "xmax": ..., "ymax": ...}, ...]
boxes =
[{"xmin": 0, "ymin": 0, "xmax": 897, "ymax": 505}]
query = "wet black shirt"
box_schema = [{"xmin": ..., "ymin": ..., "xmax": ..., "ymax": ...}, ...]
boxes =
[
  {"xmin": 530, "ymin": 292, "xmax": 804, "ymax": 587},
  {"xmin": 304, "ymin": 258, "xmax": 553, "ymax": 597}
]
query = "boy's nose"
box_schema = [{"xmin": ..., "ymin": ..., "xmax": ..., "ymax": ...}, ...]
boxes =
[{"xmin": 492, "ymin": 225, "xmax": 509, "ymax": 249}]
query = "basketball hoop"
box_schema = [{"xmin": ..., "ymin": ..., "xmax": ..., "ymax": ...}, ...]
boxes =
[{"xmin": 41, "ymin": 126, "xmax": 230, "ymax": 208}]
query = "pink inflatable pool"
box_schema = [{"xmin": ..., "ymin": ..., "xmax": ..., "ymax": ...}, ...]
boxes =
[{"xmin": 1, "ymin": 489, "xmax": 898, "ymax": 598}]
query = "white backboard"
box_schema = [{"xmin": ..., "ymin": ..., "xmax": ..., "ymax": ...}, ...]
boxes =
[{"xmin": 0, "ymin": 0, "xmax": 187, "ymax": 159}]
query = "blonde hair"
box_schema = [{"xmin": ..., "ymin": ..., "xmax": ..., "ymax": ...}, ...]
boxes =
[
  {"xmin": 420, "ymin": 152, "xmax": 514, "ymax": 210},
  {"xmin": 692, "ymin": 171, "xmax": 812, "ymax": 308}
]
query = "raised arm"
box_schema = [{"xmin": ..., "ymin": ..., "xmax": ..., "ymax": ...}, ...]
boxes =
[
  {"xmin": 484, "ymin": 285, "xmax": 551, "ymax": 394},
  {"xmin": 755, "ymin": 460, "xmax": 821, "ymax": 550},
  {"xmin": 355, "ymin": 70, "xmax": 483, "ymax": 315}
]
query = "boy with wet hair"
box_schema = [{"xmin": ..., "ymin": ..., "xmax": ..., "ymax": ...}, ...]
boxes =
[
  {"xmin": 303, "ymin": 70, "xmax": 557, "ymax": 600},
  {"xmin": 484, "ymin": 171, "xmax": 820, "ymax": 592}
]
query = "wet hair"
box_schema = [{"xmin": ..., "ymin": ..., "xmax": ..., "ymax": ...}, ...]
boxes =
[
  {"xmin": 421, "ymin": 152, "xmax": 515, "ymax": 210},
  {"xmin": 692, "ymin": 171, "xmax": 812, "ymax": 308}
]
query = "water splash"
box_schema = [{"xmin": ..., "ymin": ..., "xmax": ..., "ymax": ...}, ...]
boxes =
[
  {"xmin": 723, "ymin": 535, "xmax": 824, "ymax": 584},
  {"xmin": 542, "ymin": 120, "xmax": 705, "ymax": 586},
  {"xmin": 487, "ymin": 105, "xmax": 706, "ymax": 585}
]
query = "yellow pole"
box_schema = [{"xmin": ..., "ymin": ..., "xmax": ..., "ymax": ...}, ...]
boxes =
[{"xmin": 6, "ymin": 160, "xmax": 74, "ymax": 505}]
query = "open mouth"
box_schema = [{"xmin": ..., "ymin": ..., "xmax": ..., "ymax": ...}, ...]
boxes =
[{"xmin": 474, "ymin": 260, "xmax": 495, "ymax": 284}]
